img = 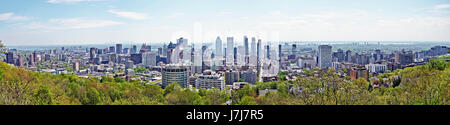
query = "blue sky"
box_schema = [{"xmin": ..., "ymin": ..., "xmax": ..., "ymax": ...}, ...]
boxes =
[{"xmin": 0, "ymin": 0, "xmax": 450, "ymax": 45}]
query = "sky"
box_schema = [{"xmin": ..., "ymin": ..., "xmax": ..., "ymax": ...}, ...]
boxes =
[{"xmin": 0, "ymin": 0, "xmax": 450, "ymax": 46}]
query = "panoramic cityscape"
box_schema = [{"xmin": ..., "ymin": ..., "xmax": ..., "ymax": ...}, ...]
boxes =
[{"xmin": 0, "ymin": 0, "xmax": 449, "ymax": 105}]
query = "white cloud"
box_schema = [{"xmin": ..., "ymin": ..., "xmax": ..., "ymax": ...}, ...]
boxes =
[
  {"xmin": 0, "ymin": 13, "xmax": 29, "ymax": 21},
  {"xmin": 435, "ymin": 4, "xmax": 450, "ymax": 9},
  {"xmin": 46, "ymin": 0, "xmax": 105, "ymax": 4},
  {"xmin": 108, "ymin": 10, "xmax": 148, "ymax": 20},
  {"xmin": 25, "ymin": 18, "xmax": 123, "ymax": 30}
]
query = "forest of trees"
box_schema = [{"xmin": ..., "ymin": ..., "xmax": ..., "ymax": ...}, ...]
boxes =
[{"xmin": 0, "ymin": 57, "xmax": 448, "ymax": 105}]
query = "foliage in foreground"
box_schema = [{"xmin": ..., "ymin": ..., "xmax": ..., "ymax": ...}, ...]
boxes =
[{"xmin": 0, "ymin": 59, "xmax": 448, "ymax": 105}]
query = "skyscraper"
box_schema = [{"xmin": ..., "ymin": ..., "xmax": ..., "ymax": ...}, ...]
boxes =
[
  {"xmin": 116, "ymin": 44, "xmax": 123, "ymax": 54},
  {"xmin": 123, "ymin": 48, "xmax": 129, "ymax": 54},
  {"xmin": 16, "ymin": 54, "xmax": 24, "ymax": 67},
  {"xmin": 336, "ymin": 49, "xmax": 345, "ymax": 62},
  {"xmin": 32, "ymin": 51, "xmax": 38, "ymax": 63},
  {"xmin": 278, "ymin": 44, "xmax": 282, "ymax": 60},
  {"xmin": 143, "ymin": 51, "xmax": 157, "ymax": 67},
  {"xmin": 234, "ymin": 47, "xmax": 238, "ymax": 65},
  {"xmin": 292, "ymin": 44, "xmax": 297, "ymax": 54},
  {"xmin": 318, "ymin": 45, "xmax": 332, "ymax": 69},
  {"xmin": 266, "ymin": 45, "xmax": 270, "ymax": 59},
  {"xmin": 345, "ymin": 50, "xmax": 352, "ymax": 62},
  {"xmin": 227, "ymin": 37, "xmax": 234, "ymax": 64},
  {"xmin": 215, "ymin": 36, "xmax": 222, "ymax": 57},
  {"xmin": 28, "ymin": 54, "xmax": 35, "ymax": 66},
  {"xmin": 89, "ymin": 47, "xmax": 96, "ymax": 61},
  {"xmin": 109, "ymin": 46, "xmax": 115, "ymax": 53},
  {"xmin": 163, "ymin": 44, "xmax": 168, "ymax": 57},
  {"xmin": 244, "ymin": 36, "xmax": 249, "ymax": 56},
  {"xmin": 251, "ymin": 37, "xmax": 256, "ymax": 56},
  {"xmin": 131, "ymin": 45, "xmax": 137, "ymax": 54},
  {"xmin": 6, "ymin": 52, "xmax": 14, "ymax": 64},
  {"xmin": 177, "ymin": 37, "xmax": 188, "ymax": 47},
  {"xmin": 257, "ymin": 39, "xmax": 261, "ymax": 59}
]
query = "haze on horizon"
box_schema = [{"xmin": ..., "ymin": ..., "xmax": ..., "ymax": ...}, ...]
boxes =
[{"xmin": 1, "ymin": 0, "xmax": 450, "ymax": 46}]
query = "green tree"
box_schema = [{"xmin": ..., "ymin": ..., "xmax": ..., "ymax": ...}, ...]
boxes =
[
  {"xmin": 238, "ymin": 96, "xmax": 257, "ymax": 105},
  {"xmin": 32, "ymin": 86, "xmax": 55, "ymax": 105},
  {"xmin": 82, "ymin": 88, "xmax": 102, "ymax": 105}
]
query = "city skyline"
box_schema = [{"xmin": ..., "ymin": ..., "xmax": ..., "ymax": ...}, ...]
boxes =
[{"xmin": 1, "ymin": 0, "xmax": 450, "ymax": 46}]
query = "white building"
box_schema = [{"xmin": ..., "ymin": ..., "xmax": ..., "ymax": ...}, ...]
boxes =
[
  {"xmin": 196, "ymin": 75, "xmax": 225, "ymax": 90},
  {"xmin": 297, "ymin": 57, "xmax": 316, "ymax": 69},
  {"xmin": 215, "ymin": 36, "xmax": 223, "ymax": 58},
  {"xmin": 226, "ymin": 37, "xmax": 234, "ymax": 65},
  {"xmin": 251, "ymin": 37, "xmax": 256, "ymax": 56},
  {"xmin": 142, "ymin": 51, "xmax": 157, "ymax": 67},
  {"xmin": 365, "ymin": 64, "xmax": 387, "ymax": 73}
]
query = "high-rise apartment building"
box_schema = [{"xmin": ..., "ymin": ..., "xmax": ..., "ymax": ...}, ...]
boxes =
[{"xmin": 318, "ymin": 45, "xmax": 332, "ymax": 69}]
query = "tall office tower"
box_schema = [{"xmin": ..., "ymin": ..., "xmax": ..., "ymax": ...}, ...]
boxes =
[
  {"xmin": 226, "ymin": 37, "xmax": 234, "ymax": 64},
  {"xmin": 140, "ymin": 44, "xmax": 147, "ymax": 53},
  {"xmin": 16, "ymin": 54, "xmax": 24, "ymax": 67},
  {"xmin": 163, "ymin": 44, "xmax": 168, "ymax": 57},
  {"xmin": 6, "ymin": 52, "xmax": 14, "ymax": 64},
  {"xmin": 143, "ymin": 51, "xmax": 157, "ymax": 67},
  {"xmin": 318, "ymin": 45, "xmax": 332, "ymax": 69},
  {"xmin": 191, "ymin": 47, "xmax": 195, "ymax": 64},
  {"xmin": 244, "ymin": 36, "xmax": 249, "ymax": 56},
  {"xmin": 336, "ymin": 49, "xmax": 345, "ymax": 62},
  {"xmin": 158, "ymin": 47, "xmax": 163, "ymax": 56},
  {"xmin": 116, "ymin": 44, "xmax": 123, "ymax": 54},
  {"xmin": 109, "ymin": 46, "xmax": 115, "ymax": 53},
  {"xmin": 89, "ymin": 47, "xmax": 96, "ymax": 61},
  {"xmin": 130, "ymin": 53, "xmax": 142, "ymax": 64},
  {"xmin": 215, "ymin": 36, "xmax": 223, "ymax": 57},
  {"xmin": 292, "ymin": 44, "xmax": 297, "ymax": 54},
  {"xmin": 97, "ymin": 48, "xmax": 103, "ymax": 55},
  {"xmin": 374, "ymin": 49, "xmax": 382, "ymax": 62},
  {"xmin": 237, "ymin": 45, "xmax": 245, "ymax": 65},
  {"xmin": 161, "ymin": 64, "xmax": 189, "ymax": 88},
  {"xmin": 257, "ymin": 39, "xmax": 261, "ymax": 59},
  {"xmin": 32, "ymin": 51, "xmax": 38, "ymax": 63},
  {"xmin": 167, "ymin": 48, "xmax": 173, "ymax": 64},
  {"xmin": 234, "ymin": 47, "xmax": 238, "ymax": 65},
  {"xmin": 28, "ymin": 54, "xmax": 35, "ymax": 66},
  {"xmin": 123, "ymin": 48, "xmax": 129, "ymax": 54},
  {"xmin": 131, "ymin": 45, "xmax": 137, "ymax": 54},
  {"xmin": 177, "ymin": 37, "xmax": 188, "ymax": 47},
  {"xmin": 345, "ymin": 50, "xmax": 352, "ymax": 62},
  {"xmin": 278, "ymin": 44, "xmax": 282, "ymax": 60},
  {"xmin": 265, "ymin": 45, "xmax": 270, "ymax": 59},
  {"xmin": 251, "ymin": 37, "xmax": 256, "ymax": 56},
  {"xmin": 146, "ymin": 45, "xmax": 152, "ymax": 52},
  {"xmin": 278, "ymin": 44, "xmax": 282, "ymax": 70},
  {"xmin": 201, "ymin": 45, "xmax": 207, "ymax": 72}
]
